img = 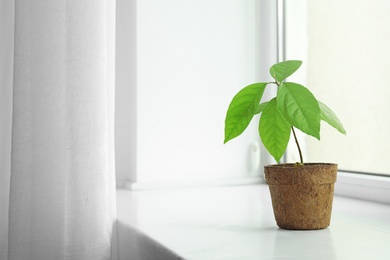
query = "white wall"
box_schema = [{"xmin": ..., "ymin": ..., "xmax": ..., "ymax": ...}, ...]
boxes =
[{"xmin": 116, "ymin": 0, "xmax": 278, "ymax": 186}]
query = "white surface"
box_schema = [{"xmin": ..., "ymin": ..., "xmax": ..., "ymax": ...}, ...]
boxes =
[
  {"xmin": 136, "ymin": 0, "xmax": 260, "ymax": 182},
  {"xmin": 117, "ymin": 184, "xmax": 390, "ymax": 259},
  {"xmin": 115, "ymin": 0, "xmax": 279, "ymax": 185}
]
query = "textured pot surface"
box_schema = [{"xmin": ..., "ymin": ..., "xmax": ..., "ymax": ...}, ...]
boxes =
[{"xmin": 264, "ymin": 163, "xmax": 337, "ymax": 230}]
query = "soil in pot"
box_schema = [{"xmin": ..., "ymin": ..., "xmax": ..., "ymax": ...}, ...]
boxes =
[{"xmin": 264, "ymin": 163, "xmax": 337, "ymax": 230}]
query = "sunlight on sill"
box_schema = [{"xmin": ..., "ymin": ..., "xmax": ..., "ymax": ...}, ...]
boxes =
[{"xmin": 116, "ymin": 183, "xmax": 390, "ymax": 259}]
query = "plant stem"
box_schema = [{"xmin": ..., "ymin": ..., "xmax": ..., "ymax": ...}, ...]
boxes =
[{"xmin": 291, "ymin": 126, "xmax": 303, "ymax": 164}]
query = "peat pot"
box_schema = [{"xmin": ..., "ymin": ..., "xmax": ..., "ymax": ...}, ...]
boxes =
[{"xmin": 264, "ymin": 163, "xmax": 338, "ymax": 230}]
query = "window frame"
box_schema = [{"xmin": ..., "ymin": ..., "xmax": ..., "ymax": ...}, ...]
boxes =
[{"xmin": 336, "ymin": 172, "xmax": 390, "ymax": 204}]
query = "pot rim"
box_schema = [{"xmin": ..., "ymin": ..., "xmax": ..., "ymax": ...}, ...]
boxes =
[
  {"xmin": 264, "ymin": 162, "xmax": 338, "ymax": 185},
  {"xmin": 265, "ymin": 162, "xmax": 338, "ymax": 168}
]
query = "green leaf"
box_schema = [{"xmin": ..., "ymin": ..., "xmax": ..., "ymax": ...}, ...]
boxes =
[
  {"xmin": 254, "ymin": 101, "xmax": 269, "ymax": 114},
  {"xmin": 259, "ymin": 98, "xmax": 291, "ymax": 163},
  {"xmin": 224, "ymin": 83, "xmax": 268, "ymax": 143},
  {"xmin": 319, "ymin": 101, "xmax": 346, "ymax": 134},
  {"xmin": 277, "ymin": 82, "xmax": 321, "ymax": 139},
  {"xmin": 269, "ymin": 60, "xmax": 302, "ymax": 82}
]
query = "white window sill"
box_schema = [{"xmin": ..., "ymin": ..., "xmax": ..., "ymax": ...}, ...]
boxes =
[
  {"xmin": 335, "ymin": 171, "xmax": 390, "ymax": 204},
  {"xmin": 116, "ymin": 184, "xmax": 390, "ymax": 260}
]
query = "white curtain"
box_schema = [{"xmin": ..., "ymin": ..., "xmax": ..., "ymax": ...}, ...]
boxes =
[{"xmin": 1, "ymin": 1, "xmax": 117, "ymax": 260}]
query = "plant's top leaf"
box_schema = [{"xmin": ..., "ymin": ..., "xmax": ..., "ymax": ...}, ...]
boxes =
[
  {"xmin": 270, "ymin": 60, "xmax": 302, "ymax": 83},
  {"xmin": 319, "ymin": 101, "xmax": 346, "ymax": 135},
  {"xmin": 277, "ymin": 82, "xmax": 321, "ymax": 140},
  {"xmin": 224, "ymin": 83, "xmax": 267, "ymax": 144}
]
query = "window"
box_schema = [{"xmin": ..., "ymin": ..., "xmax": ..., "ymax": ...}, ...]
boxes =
[
  {"xmin": 285, "ymin": 0, "xmax": 390, "ymax": 203},
  {"xmin": 115, "ymin": 0, "xmax": 280, "ymax": 188},
  {"xmin": 285, "ymin": 0, "xmax": 390, "ymax": 176},
  {"xmin": 306, "ymin": 0, "xmax": 390, "ymax": 176},
  {"xmin": 116, "ymin": 0, "xmax": 390, "ymax": 196}
]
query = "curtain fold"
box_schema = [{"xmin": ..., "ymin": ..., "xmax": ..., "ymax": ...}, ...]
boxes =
[
  {"xmin": 1, "ymin": 1, "xmax": 117, "ymax": 259},
  {"xmin": 0, "ymin": 1, "xmax": 15, "ymax": 259}
]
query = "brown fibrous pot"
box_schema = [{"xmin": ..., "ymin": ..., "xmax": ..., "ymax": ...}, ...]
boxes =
[{"xmin": 264, "ymin": 163, "xmax": 337, "ymax": 230}]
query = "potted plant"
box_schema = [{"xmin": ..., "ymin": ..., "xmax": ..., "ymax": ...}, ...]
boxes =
[{"xmin": 224, "ymin": 60, "xmax": 346, "ymax": 230}]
